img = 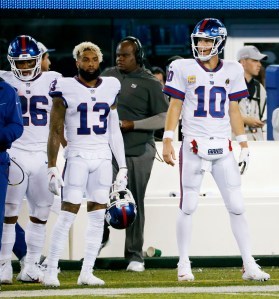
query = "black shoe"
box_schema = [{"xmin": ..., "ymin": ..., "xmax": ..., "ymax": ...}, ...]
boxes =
[{"xmin": 98, "ymin": 222, "xmax": 110, "ymax": 255}]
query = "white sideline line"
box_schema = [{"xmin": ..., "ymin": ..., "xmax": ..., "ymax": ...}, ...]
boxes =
[{"xmin": 1, "ymin": 285, "xmax": 279, "ymax": 297}]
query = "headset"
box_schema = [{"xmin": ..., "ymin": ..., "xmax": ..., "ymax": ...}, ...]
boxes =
[{"xmin": 120, "ymin": 36, "xmax": 144, "ymax": 66}]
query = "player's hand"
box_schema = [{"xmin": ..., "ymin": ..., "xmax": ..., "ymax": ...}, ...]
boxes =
[
  {"xmin": 162, "ymin": 139, "xmax": 176, "ymax": 166},
  {"xmin": 239, "ymin": 148, "xmax": 249, "ymax": 175},
  {"xmin": 246, "ymin": 117, "xmax": 265, "ymax": 128},
  {"xmin": 114, "ymin": 167, "xmax": 128, "ymax": 191},
  {"xmin": 120, "ymin": 120, "xmax": 134, "ymax": 132},
  {"xmin": 48, "ymin": 167, "xmax": 64, "ymax": 196}
]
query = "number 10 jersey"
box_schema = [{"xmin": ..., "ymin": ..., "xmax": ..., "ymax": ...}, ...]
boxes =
[{"xmin": 164, "ymin": 59, "xmax": 249, "ymax": 139}]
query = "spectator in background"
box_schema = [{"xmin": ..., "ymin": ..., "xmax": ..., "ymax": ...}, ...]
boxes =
[
  {"xmin": 151, "ymin": 66, "xmax": 166, "ymax": 87},
  {"xmin": 165, "ymin": 55, "xmax": 183, "ymax": 75},
  {"xmin": 37, "ymin": 42, "xmax": 55, "ymax": 72},
  {"xmin": 237, "ymin": 46, "xmax": 268, "ymax": 140},
  {"xmin": 151, "ymin": 66, "xmax": 167, "ymax": 141},
  {"xmin": 101, "ymin": 36, "xmax": 169, "ymax": 272}
]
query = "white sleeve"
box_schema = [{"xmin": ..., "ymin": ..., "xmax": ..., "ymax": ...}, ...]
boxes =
[{"xmin": 108, "ymin": 108, "xmax": 126, "ymax": 168}]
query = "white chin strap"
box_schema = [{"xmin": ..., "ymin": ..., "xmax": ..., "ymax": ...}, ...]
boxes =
[{"xmin": 198, "ymin": 54, "xmax": 212, "ymax": 61}]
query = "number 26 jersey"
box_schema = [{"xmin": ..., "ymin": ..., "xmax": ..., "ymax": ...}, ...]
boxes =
[{"xmin": 0, "ymin": 71, "xmax": 62, "ymax": 151}]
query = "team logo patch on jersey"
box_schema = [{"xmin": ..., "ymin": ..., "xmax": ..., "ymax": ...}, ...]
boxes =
[
  {"xmin": 91, "ymin": 97, "xmax": 96, "ymax": 101},
  {"xmin": 225, "ymin": 78, "xmax": 230, "ymax": 85},
  {"xmin": 208, "ymin": 148, "xmax": 223, "ymax": 155},
  {"xmin": 131, "ymin": 84, "xmax": 137, "ymax": 88},
  {"xmin": 188, "ymin": 76, "xmax": 196, "ymax": 84}
]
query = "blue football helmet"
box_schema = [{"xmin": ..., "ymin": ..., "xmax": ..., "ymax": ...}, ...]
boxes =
[
  {"xmin": 105, "ymin": 188, "xmax": 137, "ymax": 230},
  {"xmin": 7, "ymin": 35, "xmax": 42, "ymax": 81},
  {"xmin": 191, "ymin": 18, "xmax": 227, "ymax": 61}
]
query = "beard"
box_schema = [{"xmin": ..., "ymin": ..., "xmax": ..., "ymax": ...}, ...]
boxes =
[{"xmin": 78, "ymin": 67, "xmax": 101, "ymax": 82}]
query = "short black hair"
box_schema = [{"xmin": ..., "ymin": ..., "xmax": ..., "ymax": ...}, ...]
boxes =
[
  {"xmin": 166, "ymin": 55, "xmax": 183, "ymax": 67},
  {"xmin": 151, "ymin": 66, "xmax": 166, "ymax": 82}
]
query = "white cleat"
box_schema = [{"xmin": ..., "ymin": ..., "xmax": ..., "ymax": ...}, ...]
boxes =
[
  {"xmin": 177, "ymin": 260, "xmax": 195, "ymax": 281},
  {"xmin": 20, "ymin": 263, "xmax": 44, "ymax": 283},
  {"xmin": 43, "ymin": 268, "xmax": 60, "ymax": 287},
  {"xmin": 16, "ymin": 257, "xmax": 25, "ymax": 282},
  {"xmin": 242, "ymin": 261, "xmax": 270, "ymax": 281},
  {"xmin": 0, "ymin": 261, "xmax": 13, "ymax": 284},
  {"xmin": 77, "ymin": 271, "xmax": 105, "ymax": 286},
  {"xmin": 126, "ymin": 261, "xmax": 145, "ymax": 272}
]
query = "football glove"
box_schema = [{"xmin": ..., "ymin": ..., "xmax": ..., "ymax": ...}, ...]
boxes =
[
  {"xmin": 114, "ymin": 167, "xmax": 128, "ymax": 191},
  {"xmin": 48, "ymin": 167, "xmax": 64, "ymax": 196},
  {"xmin": 238, "ymin": 148, "xmax": 249, "ymax": 175}
]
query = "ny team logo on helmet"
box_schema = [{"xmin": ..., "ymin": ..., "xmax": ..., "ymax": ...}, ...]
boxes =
[
  {"xmin": 105, "ymin": 188, "xmax": 137, "ymax": 230},
  {"xmin": 7, "ymin": 35, "xmax": 42, "ymax": 81},
  {"xmin": 191, "ymin": 18, "xmax": 227, "ymax": 61}
]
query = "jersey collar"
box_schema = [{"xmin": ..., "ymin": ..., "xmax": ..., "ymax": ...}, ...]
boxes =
[{"xmin": 196, "ymin": 58, "xmax": 223, "ymax": 72}]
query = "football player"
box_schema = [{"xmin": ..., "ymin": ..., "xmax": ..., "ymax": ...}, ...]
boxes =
[
  {"xmin": 0, "ymin": 35, "xmax": 62, "ymax": 284},
  {"xmin": 162, "ymin": 18, "xmax": 270, "ymax": 281},
  {"xmin": 43, "ymin": 41, "xmax": 127, "ymax": 287}
]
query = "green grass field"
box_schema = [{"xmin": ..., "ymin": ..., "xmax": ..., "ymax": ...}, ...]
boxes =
[{"xmin": 2, "ymin": 267, "xmax": 279, "ymax": 298}]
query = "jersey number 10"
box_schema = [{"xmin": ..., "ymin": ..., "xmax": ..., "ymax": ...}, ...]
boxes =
[{"xmin": 194, "ymin": 86, "xmax": 226, "ymax": 118}]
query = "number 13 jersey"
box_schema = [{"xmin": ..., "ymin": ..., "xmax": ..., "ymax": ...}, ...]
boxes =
[
  {"xmin": 49, "ymin": 76, "xmax": 121, "ymax": 160},
  {"xmin": 164, "ymin": 59, "xmax": 249, "ymax": 139}
]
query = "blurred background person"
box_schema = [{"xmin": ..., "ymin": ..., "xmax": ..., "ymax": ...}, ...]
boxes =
[
  {"xmin": 237, "ymin": 45, "xmax": 268, "ymax": 140},
  {"xmin": 37, "ymin": 42, "xmax": 55, "ymax": 72},
  {"xmin": 151, "ymin": 66, "xmax": 166, "ymax": 87}
]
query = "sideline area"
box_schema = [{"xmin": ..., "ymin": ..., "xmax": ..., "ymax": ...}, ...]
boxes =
[{"xmin": 2, "ymin": 285, "xmax": 279, "ymax": 298}]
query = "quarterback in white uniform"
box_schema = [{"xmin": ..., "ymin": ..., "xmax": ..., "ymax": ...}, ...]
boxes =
[
  {"xmin": 163, "ymin": 19, "xmax": 270, "ymax": 282},
  {"xmin": 0, "ymin": 35, "xmax": 62, "ymax": 284},
  {"xmin": 43, "ymin": 42, "xmax": 127, "ymax": 287}
]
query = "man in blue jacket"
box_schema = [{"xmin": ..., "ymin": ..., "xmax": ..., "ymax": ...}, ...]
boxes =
[{"xmin": 0, "ymin": 77, "xmax": 23, "ymax": 255}]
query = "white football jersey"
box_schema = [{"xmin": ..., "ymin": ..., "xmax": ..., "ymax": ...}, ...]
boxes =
[
  {"xmin": 49, "ymin": 76, "xmax": 120, "ymax": 159},
  {"xmin": 164, "ymin": 59, "xmax": 249, "ymax": 139},
  {"xmin": 0, "ymin": 71, "xmax": 62, "ymax": 151}
]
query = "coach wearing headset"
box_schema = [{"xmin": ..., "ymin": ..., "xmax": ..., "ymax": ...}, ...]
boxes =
[{"xmin": 101, "ymin": 36, "xmax": 169, "ymax": 272}]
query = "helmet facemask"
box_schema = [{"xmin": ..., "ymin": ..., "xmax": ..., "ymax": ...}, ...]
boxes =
[
  {"xmin": 7, "ymin": 35, "xmax": 42, "ymax": 81},
  {"xmin": 190, "ymin": 18, "xmax": 227, "ymax": 62},
  {"xmin": 191, "ymin": 35, "xmax": 225, "ymax": 62},
  {"xmin": 8, "ymin": 54, "xmax": 42, "ymax": 81},
  {"xmin": 105, "ymin": 187, "xmax": 137, "ymax": 230}
]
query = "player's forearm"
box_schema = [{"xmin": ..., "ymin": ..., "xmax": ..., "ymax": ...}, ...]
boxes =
[
  {"xmin": 109, "ymin": 109, "xmax": 126, "ymax": 168},
  {"xmin": 230, "ymin": 104, "xmax": 248, "ymax": 148},
  {"xmin": 164, "ymin": 98, "xmax": 182, "ymax": 131},
  {"xmin": 47, "ymin": 132, "xmax": 61, "ymax": 167}
]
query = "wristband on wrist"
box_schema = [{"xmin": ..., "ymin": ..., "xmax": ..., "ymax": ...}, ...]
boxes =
[
  {"xmin": 163, "ymin": 130, "xmax": 174, "ymax": 140},
  {"xmin": 236, "ymin": 134, "xmax": 247, "ymax": 143}
]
